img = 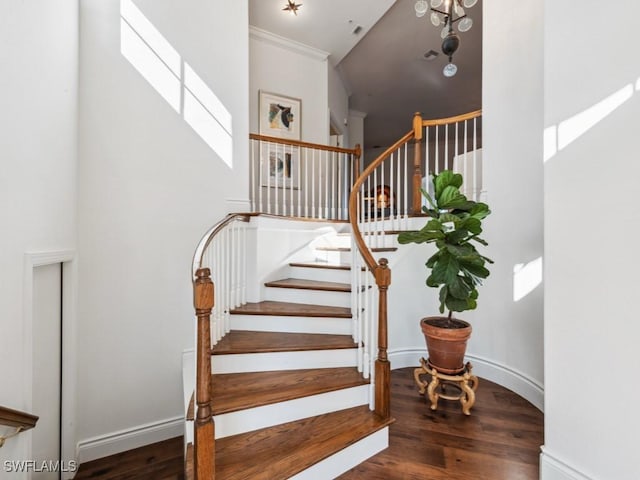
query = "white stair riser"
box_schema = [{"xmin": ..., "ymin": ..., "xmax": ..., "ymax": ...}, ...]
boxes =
[
  {"xmin": 214, "ymin": 385, "xmax": 369, "ymax": 439},
  {"xmin": 314, "ymin": 249, "xmax": 395, "ymax": 265},
  {"xmin": 264, "ymin": 287, "xmax": 351, "ymax": 308},
  {"xmin": 211, "ymin": 348, "xmax": 358, "ymax": 374},
  {"xmin": 290, "ymin": 426, "xmax": 389, "ymax": 480},
  {"xmin": 288, "ymin": 266, "xmax": 352, "ymax": 283},
  {"xmin": 230, "ymin": 314, "xmax": 352, "ymax": 335}
]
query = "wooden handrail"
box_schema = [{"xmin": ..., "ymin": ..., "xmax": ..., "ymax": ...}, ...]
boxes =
[
  {"xmin": 249, "ymin": 133, "xmax": 360, "ymax": 155},
  {"xmin": 0, "ymin": 406, "xmax": 38, "ymax": 431},
  {"xmin": 348, "ymin": 130, "xmax": 414, "ymax": 272},
  {"xmin": 0, "ymin": 406, "xmax": 38, "ymax": 448},
  {"xmin": 421, "ymin": 109, "xmax": 482, "ymax": 127},
  {"xmin": 192, "ymin": 213, "xmax": 253, "ymax": 277}
]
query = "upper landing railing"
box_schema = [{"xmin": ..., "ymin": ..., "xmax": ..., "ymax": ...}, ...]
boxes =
[{"xmin": 249, "ymin": 134, "xmax": 361, "ymax": 221}]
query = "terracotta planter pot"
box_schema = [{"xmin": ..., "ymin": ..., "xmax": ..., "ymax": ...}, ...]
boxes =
[{"xmin": 421, "ymin": 316, "xmax": 472, "ymax": 374}]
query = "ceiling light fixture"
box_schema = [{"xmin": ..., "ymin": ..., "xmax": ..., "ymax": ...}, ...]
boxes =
[
  {"xmin": 415, "ymin": 0, "xmax": 477, "ymax": 77},
  {"xmin": 283, "ymin": 0, "xmax": 302, "ymax": 16}
]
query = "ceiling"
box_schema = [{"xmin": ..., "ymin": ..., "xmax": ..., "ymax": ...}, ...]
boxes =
[{"xmin": 249, "ymin": 0, "xmax": 482, "ymax": 149}]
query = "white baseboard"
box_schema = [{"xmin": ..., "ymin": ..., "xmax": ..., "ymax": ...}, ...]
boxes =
[
  {"xmin": 77, "ymin": 416, "xmax": 184, "ymax": 464},
  {"xmin": 540, "ymin": 448, "xmax": 593, "ymax": 480},
  {"xmin": 388, "ymin": 348, "xmax": 544, "ymax": 411}
]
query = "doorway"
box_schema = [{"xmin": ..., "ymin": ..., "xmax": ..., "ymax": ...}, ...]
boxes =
[
  {"xmin": 24, "ymin": 251, "xmax": 77, "ymax": 479},
  {"xmin": 32, "ymin": 263, "xmax": 62, "ymax": 479}
]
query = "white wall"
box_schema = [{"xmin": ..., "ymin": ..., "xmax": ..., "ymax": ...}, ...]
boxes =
[
  {"xmin": 77, "ymin": 0, "xmax": 248, "ymax": 460},
  {"xmin": 348, "ymin": 110, "xmax": 366, "ymax": 151},
  {"xmin": 542, "ymin": 2, "xmax": 640, "ymax": 479},
  {"xmin": 0, "ymin": 0, "xmax": 78, "ymax": 472},
  {"xmin": 249, "ymin": 27, "xmax": 329, "ymax": 143},
  {"xmin": 328, "ymin": 65, "xmax": 350, "ymax": 146},
  {"xmin": 469, "ymin": 0, "xmax": 545, "ymax": 406}
]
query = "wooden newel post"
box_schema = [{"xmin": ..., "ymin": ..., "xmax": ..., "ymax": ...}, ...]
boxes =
[
  {"xmin": 412, "ymin": 112, "xmax": 424, "ymax": 214},
  {"xmin": 374, "ymin": 258, "xmax": 391, "ymax": 420},
  {"xmin": 353, "ymin": 144, "xmax": 362, "ymax": 186},
  {"xmin": 194, "ymin": 268, "xmax": 215, "ymax": 479}
]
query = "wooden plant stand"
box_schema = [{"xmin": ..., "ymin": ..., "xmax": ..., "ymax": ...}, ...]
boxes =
[{"xmin": 413, "ymin": 357, "xmax": 479, "ymax": 415}]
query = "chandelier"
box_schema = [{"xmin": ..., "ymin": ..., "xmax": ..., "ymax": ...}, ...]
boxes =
[{"xmin": 414, "ymin": 0, "xmax": 478, "ymax": 77}]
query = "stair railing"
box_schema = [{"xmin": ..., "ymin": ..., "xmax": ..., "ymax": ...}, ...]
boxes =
[
  {"xmin": 250, "ymin": 134, "xmax": 360, "ymax": 220},
  {"xmin": 348, "ymin": 110, "xmax": 482, "ymax": 420},
  {"xmin": 191, "ymin": 213, "xmax": 252, "ymax": 479},
  {"xmin": 0, "ymin": 406, "xmax": 38, "ymax": 448}
]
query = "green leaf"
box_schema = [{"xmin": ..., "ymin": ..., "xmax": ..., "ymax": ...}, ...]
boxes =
[
  {"xmin": 461, "ymin": 217, "xmax": 482, "ymax": 235},
  {"xmin": 446, "ymin": 244, "xmax": 474, "ymax": 257},
  {"xmin": 470, "ymin": 202, "xmax": 491, "ymax": 219},
  {"xmin": 432, "ymin": 253, "xmax": 460, "ymax": 285},
  {"xmin": 397, "ymin": 229, "xmax": 444, "ymax": 244},
  {"xmin": 438, "ymin": 186, "xmax": 468, "ymax": 209},
  {"xmin": 449, "ymin": 276, "xmax": 472, "ymax": 299},
  {"xmin": 420, "ymin": 187, "xmax": 438, "ymax": 211},
  {"xmin": 469, "ymin": 236, "xmax": 488, "ymax": 246},
  {"xmin": 434, "ymin": 170, "xmax": 463, "ymax": 199},
  {"xmin": 426, "ymin": 251, "xmax": 440, "ymax": 268}
]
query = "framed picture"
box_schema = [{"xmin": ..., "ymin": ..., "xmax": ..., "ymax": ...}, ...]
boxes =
[
  {"xmin": 259, "ymin": 91, "xmax": 301, "ymax": 140},
  {"xmin": 261, "ymin": 145, "xmax": 299, "ymax": 189}
]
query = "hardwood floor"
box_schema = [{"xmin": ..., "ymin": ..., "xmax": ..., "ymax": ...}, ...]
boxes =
[
  {"xmin": 74, "ymin": 368, "xmax": 543, "ymax": 479},
  {"xmin": 338, "ymin": 367, "xmax": 544, "ymax": 480}
]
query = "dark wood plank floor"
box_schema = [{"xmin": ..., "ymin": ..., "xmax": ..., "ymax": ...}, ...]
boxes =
[{"xmin": 74, "ymin": 367, "xmax": 543, "ymax": 479}]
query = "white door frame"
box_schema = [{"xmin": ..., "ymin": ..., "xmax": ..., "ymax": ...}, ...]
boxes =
[{"xmin": 23, "ymin": 250, "xmax": 77, "ymax": 479}]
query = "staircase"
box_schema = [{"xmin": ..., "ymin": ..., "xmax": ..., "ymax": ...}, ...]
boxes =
[{"xmin": 186, "ymin": 220, "xmax": 395, "ymax": 479}]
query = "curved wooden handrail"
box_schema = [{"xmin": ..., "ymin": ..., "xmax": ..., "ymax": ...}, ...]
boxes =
[
  {"xmin": 249, "ymin": 133, "xmax": 360, "ymax": 156},
  {"xmin": 191, "ymin": 213, "xmax": 254, "ymax": 279},
  {"xmin": 348, "ymin": 129, "xmax": 414, "ymax": 272},
  {"xmin": 421, "ymin": 109, "xmax": 482, "ymax": 127}
]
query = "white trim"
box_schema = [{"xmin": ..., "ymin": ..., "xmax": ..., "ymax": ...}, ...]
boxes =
[
  {"xmin": 348, "ymin": 109, "xmax": 368, "ymax": 119},
  {"xmin": 23, "ymin": 250, "xmax": 77, "ymax": 480},
  {"xmin": 540, "ymin": 448, "xmax": 594, "ymax": 480},
  {"xmin": 249, "ymin": 26, "xmax": 329, "ymax": 61},
  {"xmin": 77, "ymin": 416, "xmax": 184, "ymax": 464},
  {"xmin": 388, "ymin": 347, "xmax": 544, "ymax": 411}
]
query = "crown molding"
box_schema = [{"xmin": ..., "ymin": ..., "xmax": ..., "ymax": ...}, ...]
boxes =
[{"xmin": 249, "ymin": 26, "xmax": 329, "ymax": 61}]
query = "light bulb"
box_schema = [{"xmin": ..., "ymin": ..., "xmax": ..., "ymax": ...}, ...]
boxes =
[
  {"xmin": 430, "ymin": 12, "xmax": 441, "ymax": 26},
  {"xmin": 443, "ymin": 62, "xmax": 458, "ymax": 77},
  {"xmin": 430, "ymin": 0, "xmax": 443, "ymax": 8},
  {"xmin": 463, "ymin": 0, "xmax": 477, "ymax": 7},
  {"xmin": 415, "ymin": 0, "xmax": 428, "ymax": 17},
  {"xmin": 458, "ymin": 17, "xmax": 473, "ymax": 32}
]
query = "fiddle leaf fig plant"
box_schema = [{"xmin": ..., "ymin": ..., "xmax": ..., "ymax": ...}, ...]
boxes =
[{"xmin": 398, "ymin": 170, "xmax": 492, "ymax": 325}]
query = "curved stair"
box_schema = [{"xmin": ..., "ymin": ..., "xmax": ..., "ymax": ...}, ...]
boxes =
[{"xmin": 186, "ymin": 234, "xmax": 394, "ymax": 479}]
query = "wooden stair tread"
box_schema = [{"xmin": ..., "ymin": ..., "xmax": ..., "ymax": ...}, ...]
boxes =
[
  {"xmin": 230, "ymin": 300, "xmax": 351, "ymax": 318},
  {"xmin": 289, "ymin": 261, "xmax": 355, "ymax": 270},
  {"xmin": 265, "ymin": 277, "xmax": 351, "ymax": 292},
  {"xmin": 211, "ymin": 330, "xmax": 357, "ymax": 354},
  {"xmin": 216, "ymin": 405, "xmax": 393, "ymax": 480},
  {"xmin": 316, "ymin": 245, "xmax": 397, "ymax": 252}
]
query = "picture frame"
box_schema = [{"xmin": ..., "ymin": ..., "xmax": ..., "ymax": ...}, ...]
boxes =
[
  {"xmin": 260, "ymin": 144, "xmax": 299, "ymax": 189},
  {"xmin": 259, "ymin": 91, "xmax": 301, "ymax": 141}
]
